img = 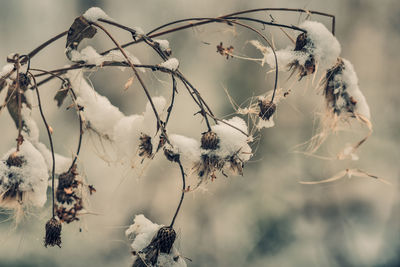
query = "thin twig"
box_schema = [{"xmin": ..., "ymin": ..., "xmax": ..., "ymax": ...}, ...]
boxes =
[
  {"xmin": 29, "ymin": 73, "xmax": 56, "ymax": 218},
  {"xmin": 170, "ymin": 160, "xmax": 186, "ymax": 228}
]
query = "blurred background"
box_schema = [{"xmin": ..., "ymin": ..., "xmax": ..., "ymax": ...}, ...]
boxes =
[{"xmin": 0, "ymin": 0, "xmax": 399, "ymax": 266}]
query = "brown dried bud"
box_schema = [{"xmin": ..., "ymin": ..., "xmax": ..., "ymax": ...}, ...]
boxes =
[
  {"xmin": 139, "ymin": 134, "xmax": 153, "ymax": 158},
  {"xmin": 201, "ymin": 131, "xmax": 219, "ymax": 150},
  {"xmin": 156, "ymin": 226, "xmax": 176, "ymax": 254},
  {"xmin": 294, "ymin": 33, "xmax": 309, "ymax": 51},
  {"xmin": 132, "ymin": 226, "xmax": 177, "ymax": 267},
  {"xmin": 44, "ymin": 218, "xmax": 62, "ymax": 248},
  {"xmin": 258, "ymin": 100, "xmax": 276, "ymax": 121},
  {"xmin": 164, "ymin": 147, "xmax": 180, "ymax": 163},
  {"xmin": 6, "ymin": 153, "xmax": 25, "ymax": 167}
]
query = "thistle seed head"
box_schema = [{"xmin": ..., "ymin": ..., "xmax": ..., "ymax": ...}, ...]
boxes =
[
  {"xmin": 201, "ymin": 131, "xmax": 219, "ymax": 150},
  {"xmin": 44, "ymin": 217, "xmax": 62, "ymax": 248}
]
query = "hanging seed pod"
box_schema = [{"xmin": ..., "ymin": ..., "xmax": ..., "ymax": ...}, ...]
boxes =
[
  {"xmin": 44, "ymin": 217, "xmax": 62, "ymax": 248},
  {"xmin": 138, "ymin": 134, "xmax": 153, "ymax": 158},
  {"xmin": 258, "ymin": 100, "xmax": 276, "ymax": 121},
  {"xmin": 201, "ymin": 131, "xmax": 219, "ymax": 150}
]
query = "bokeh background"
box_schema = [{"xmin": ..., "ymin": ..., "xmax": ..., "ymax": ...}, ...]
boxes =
[{"xmin": 0, "ymin": 0, "xmax": 399, "ymax": 266}]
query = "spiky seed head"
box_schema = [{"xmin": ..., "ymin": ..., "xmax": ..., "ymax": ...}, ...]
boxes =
[
  {"xmin": 44, "ymin": 218, "xmax": 62, "ymax": 248},
  {"xmin": 156, "ymin": 226, "xmax": 176, "ymax": 254},
  {"xmin": 258, "ymin": 100, "xmax": 276, "ymax": 121},
  {"xmin": 201, "ymin": 131, "xmax": 219, "ymax": 150}
]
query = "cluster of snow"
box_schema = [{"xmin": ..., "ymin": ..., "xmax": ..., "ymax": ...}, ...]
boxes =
[
  {"xmin": 252, "ymin": 21, "xmax": 340, "ymax": 72},
  {"xmin": 21, "ymin": 106, "xmax": 71, "ymax": 174},
  {"xmin": 160, "ymin": 58, "xmax": 179, "ymax": 71},
  {"xmin": 67, "ymin": 69, "xmax": 165, "ymax": 164},
  {"xmin": 154, "ymin": 39, "xmax": 170, "ymax": 52},
  {"xmin": 165, "ymin": 117, "xmax": 252, "ymax": 180},
  {"xmin": 125, "ymin": 214, "xmax": 186, "ymax": 267},
  {"xmin": 210, "ymin": 117, "xmax": 252, "ymax": 161},
  {"xmin": 113, "ymin": 97, "xmax": 166, "ymax": 162},
  {"xmin": 66, "ymin": 70, "xmax": 125, "ymax": 138},
  {"xmin": 0, "ymin": 64, "xmax": 14, "ymax": 78},
  {"xmin": 0, "ymin": 140, "xmax": 48, "ymax": 209},
  {"xmin": 337, "ymin": 59, "xmax": 370, "ymax": 119},
  {"xmin": 67, "ymin": 46, "xmax": 145, "ymax": 72},
  {"xmin": 300, "ymin": 21, "xmax": 341, "ymax": 68},
  {"xmin": 83, "ymin": 7, "xmax": 111, "ymax": 22},
  {"xmin": 167, "ymin": 134, "xmax": 201, "ymax": 169}
]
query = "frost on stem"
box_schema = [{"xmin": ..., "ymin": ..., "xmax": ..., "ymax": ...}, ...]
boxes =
[
  {"xmin": 126, "ymin": 214, "xmax": 186, "ymax": 267},
  {"xmin": 0, "ymin": 140, "xmax": 48, "ymax": 212}
]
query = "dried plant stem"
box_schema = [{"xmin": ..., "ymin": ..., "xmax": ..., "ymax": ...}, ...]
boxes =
[
  {"xmin": 14, "ymin": 55, "xmax": 23, "ymax": 152},
  {"xmin": 91, "ymin": 21, "xmax": 162, "ymax": 131},
  {"xmin": 170, "ymin": 160, "xmax": 186, "ymax": 228},
  {"xmin": 29, "ymin": 73, "xmax": 56, "ymax": 218},
  {"xmin": 29, "ymin": 68, "xmax": 84, "ymax": 172}
]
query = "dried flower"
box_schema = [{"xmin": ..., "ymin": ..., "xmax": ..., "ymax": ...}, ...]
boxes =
[
  {"xmin": 44, "ymin": 217, "xmax": 62, "ymax": 248},
  {"xmin": 200, "ymin": 131, "xmax": 219, "ymax": 150},
  {"xmin": 139, "ymin": 133, "xmax": 153, "ymax": 158},
  {"xmin": 133, "ymin": 226, "xmax": 177, "ymax": 267}
]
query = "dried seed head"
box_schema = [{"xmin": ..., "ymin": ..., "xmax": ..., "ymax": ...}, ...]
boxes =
[
  {"xmin": 156, "ymin": 226, "xmax": 177, "ymax": 254},
  {"xmin": 132, "ymin": 226, "xmax": 177, "ymax": 267},
  {"xmin": 258, "ymin": 100, "xmax": 276, "ymax": 121},
  {"xmin": 139, "ymin": 134, "xmax": 153, "ymax": 158},
  {"xmin": 56, "ymin": 167, "xmax": 78, "ymax": 205},
  {"xmin": 201, "ymin": 131, "xmax": 219, "ymax": 150},
  {"xmin": 6, "ymin": 153, "xmax": 25, "ymax": 167},
  {"xmin": 294, "ymin": 33, "xmax": 309, "ymax": 51},
  {"xmin": 164, "ymin": 147, "xmax": 180, "ymax": 163},
  {"xmin": 44, "ymin": 217, "xmax": 62, "ymax": 248}
]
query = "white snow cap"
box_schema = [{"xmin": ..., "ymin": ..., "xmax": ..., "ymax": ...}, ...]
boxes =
[
  {"xmin": 160, "ymin": 58, "xmax": 179, "ymax": 71},
  {"xmin": 21, "ymin": 106, "xmax": 71, "ymax": 174},
  {"xmin": 83, "ymin": 7, "xmax": 111, "ymax": 22},
  {"xmin": 211, "ymin": 117, "xmax": 252, "ymax": 162},
  {"xmin": 66, "ymin": 69, "xmax": 124, "ymax": 138},
  {"xmin": 168, "ymin": 134, "xmax": 201, "ymax": 169},
  {"xmin": 126, "ymin": 214, "xmax": 187, "ymax": 267},
  {"xmin": 154, "ymin": 39, "xmax": 170, "ymax": 51},
  {"xmin": 300, "ymin": 20, "xmax": 341, "ymax": 67},
  {"xmin": 0, "ymin": 63, "xmax": 14, "ymax": 78},
  {"xmin": 0, "ymin": 140, "xmax": 48, "ymax": 209},
  {"xmin": 113, "ymin": 97, "xmax": 166, "ymax": 162},
  {"xmin": 264, "ymin": 20, "xmax": 341, "ymax": 70}
]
